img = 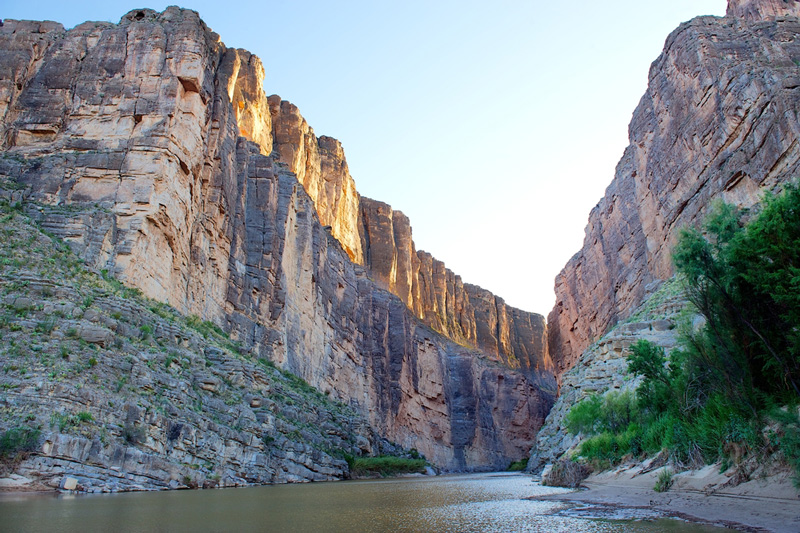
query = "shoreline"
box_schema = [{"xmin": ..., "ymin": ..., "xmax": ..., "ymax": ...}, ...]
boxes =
[{"xmin": 533, "ymin": 462, "xmax": 800, "ymax": 533}]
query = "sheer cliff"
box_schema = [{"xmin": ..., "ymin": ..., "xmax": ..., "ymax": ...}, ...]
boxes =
[
  {"xmin": 547, "ymin": 0, "xmax": 800, "ymax": 375},
  {"xmin": 0, "ymin": 7, "xmax": 553, "ymax": 472},
  {"xmin": 267, "ymin": 98, "xmax": 552, "ymax": 383}
]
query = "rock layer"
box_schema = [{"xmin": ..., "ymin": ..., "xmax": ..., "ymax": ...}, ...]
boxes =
[
  {"xmin": 548, "ymin": 3, "xmax": 800, "ymax": 375},
  {"xmin": 0, "ymin": 7, "xmax": 553, "ymax": 471},
  {"xmin": 267, "ymin": 96, "xmax": 363, "ymax": 264},
  {"xmin": 530, "ymin": 282, "xmax": 686, "ymax": 472}
]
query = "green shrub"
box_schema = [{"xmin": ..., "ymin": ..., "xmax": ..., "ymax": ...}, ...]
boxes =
[
  {"xmin": 139, "ymin": 324, "xmax": 153, "ymax": 339},
  {"xmin": 35, "ymin": 316, "xmax": 57, "ymax": 335},
  {"xmin": 566, "ymin": 390, "xmax": 639, "ymax": 436},
  {"xmin": 122, "ymin": 423, "xmax": 146, "ymax": 444},
  {"xmin": 186, "ymin": 315, "xmax": 225, "ymax": 339},
  {"xmin": 654, "ymin": 468, "xmax": 673, "ymax": 492},
  {"xmin": 769, "ymin": 407, "xmax": 800, "ymax": 488},
  {"xmin": 0, "ymin": 427, "xmax": 40, "ymax": 462},
  {"xmin": 567, "ymin": 188, "xmax": 800, "ymax": 481},
  {"xmin": 349, "ymin": 455, "xmax": 426, "ymax": 477},
  {"xmin": 507, "ymin": 457, "xmax": 529, "ymax": 471},
  {"xmin": 565, "ymin": 394, "xmax": 603, "ymax": 435}
]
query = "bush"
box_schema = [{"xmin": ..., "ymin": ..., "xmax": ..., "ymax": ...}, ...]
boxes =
[
  {"xmin": 0, "ymin": 427, "xmax": 40, "ymax": 463},
  {"xmin": 565, "ymin": 395, "xmax": 603, "ymax": 435},
  {"xmin": 654, "ymin": 469, "xmax": 673, "ymax": 492},
  {"xmin": 770, "ymin": 407, "xmax": 800, "ymax": 488},
  {"xmin": 349, "ymin": 456, "xmax": 426, "ymax": 477},
  {"xmin": 566, "ymin": 390, "xmax": 639, "ymax": 436},
  {"xmin": 507, "ymin": 457, "xmax": 529, "ymax": 471},
  {"xmin": 568, "ymin": 188, "xmax": 800, "ymax": 481},
  {"xmin": 122, "ymin": 423, "xmax": 146, "ymax": 444},
  {"xmin": 542, "ymin": 460, "xmax": 591, "ymax": 488}
]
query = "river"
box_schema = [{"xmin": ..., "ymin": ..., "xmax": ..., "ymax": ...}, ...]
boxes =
[{"xmin": 0, "ymin": 472, "xmax": 726, "ymax": 532}]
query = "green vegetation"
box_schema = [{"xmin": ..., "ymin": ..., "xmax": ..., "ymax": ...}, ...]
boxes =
[
  {"xmin": 566, "ymin": 186, "xmax": 800, "ymax": 485},
  {"xmin": 654, "ymin": 468, "xmax": 673, "ymax": 492},
  {"xmin": 349, "ymin": 455, "xmax": 427, "ymax": 477},
  {"xmin": 186, "ymin": 315, "xmax": 225, "ymax": 339},
  {"xmin": 507, "ymin": 457, "xmax": 529, "ymax": 471},
  {"xmin": 50, "ymin": 411, "xmax": 93, "ymax": 432},
  {"xmin": 0, "ymin": 187, "xmax": 424, "ymax": 485},
  {"xmin": 0, "ymin": 427, "xmax": 40, "ymax": 464}
]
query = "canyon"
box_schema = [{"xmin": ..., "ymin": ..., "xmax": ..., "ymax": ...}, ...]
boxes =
[
  {"xmin": 0, "ymin": 6, "xmax": 553, "ymax": 486},
  {"xmin": 2, "ymin": 0, "xmax": 799, "ymax": 492}
]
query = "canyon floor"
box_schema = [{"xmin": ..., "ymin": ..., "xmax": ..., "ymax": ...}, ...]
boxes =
[{"xmin": 536, "ymin": 461, "xmax": 800, "ymax": 533}]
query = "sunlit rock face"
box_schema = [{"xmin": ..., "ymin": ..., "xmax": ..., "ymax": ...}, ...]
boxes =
[
  {"xmin": 547, "ymin": 1, "xmax": 800, "ymax": 376},
  {"xmin": 0, "ymin": 7, "xmax": 554, "ymax": 470},
  {"xmin": 267, "ymin": 96, "xmax": 364, "ymax": 265},
  {"xmin": 358, "ymin": 197, "xmax": 554, "ymax": 384},
  {"xmin": 266, "ymin": 104, "xmax": 553, "ymax": 386}
]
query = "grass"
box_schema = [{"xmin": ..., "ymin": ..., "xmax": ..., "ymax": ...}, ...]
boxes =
[{"xmin": 654, "ymin": 468, "xmax": 673, "ymax": 492}]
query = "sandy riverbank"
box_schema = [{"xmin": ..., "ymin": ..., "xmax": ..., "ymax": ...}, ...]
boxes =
[{"xmin": 533, "ymin": 461, "xmax": 800, "ymax": 532}]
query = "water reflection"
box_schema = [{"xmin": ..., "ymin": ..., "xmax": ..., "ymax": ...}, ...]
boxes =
[{"xmin": 0, "ymin": 473, "xmax": 725, "ymax": 532}]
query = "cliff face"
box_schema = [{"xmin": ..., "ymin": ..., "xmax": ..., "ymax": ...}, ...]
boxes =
[
  {"xmin": 267, "ymin": 96, "xmax": 364, "ymax": 264},
  {"xmin": 727, "ymin": 0, "xmax": 800, "ymax": 20},
  {"xmin": 548, "ymin": 2, "xmax": 800, "ymax": 374},
  {"xmin": 266, "ymin": 101, "xmax": 552, "ymax": 385},
  {"xmin": 0, "ymin": 200, "xmax": 395, "ymax": 491},
  {"xmin": 358, "ymin": 197, "xmax": 553, "ymax": 383},
  {"xmin": 0, "ymin": 8, "xmax": 553, "ymax": 470}
]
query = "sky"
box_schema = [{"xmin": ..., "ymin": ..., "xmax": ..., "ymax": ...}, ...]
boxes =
[{"xmin": 2, "ymin": 0, "xmax": 729, "ymax": 316}]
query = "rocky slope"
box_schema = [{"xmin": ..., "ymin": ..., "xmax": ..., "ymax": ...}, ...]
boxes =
[
  {"xmin": 547, "ymin": 0, "xmax": 800, "ymax": 375},
  {"xmin": 0, "ymin": 194, "xmax": 399, "ymax": 491},
  {"xmin": 0, "ymin": 7, "xmax": 553, "ymax": 472},
  {"xmin": 530, "ymin": 280, "xmax": 687, "ymax": 471}
]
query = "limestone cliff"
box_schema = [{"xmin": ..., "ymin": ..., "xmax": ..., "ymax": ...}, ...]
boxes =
[
  {"xmin": 0, "ymin": 199, "xmax": 396, "ymax": 491},
  {"xmin": 0, "ymin": 7, "xmax": 553, "ymax": 471},
  {"xmin": 267, "ymin": 96, "xmax": 363, "ymax": 264},
  {"xmin": 266, "ymin": 101, "xmax": 552, "ymax": 385},
  {"xmin": 358, "ymin": 197, "xmax": 553, "ymax": 384},
  {"xmin": 548, "ymin": 1, "xmax": 800, "ymax": 375}
]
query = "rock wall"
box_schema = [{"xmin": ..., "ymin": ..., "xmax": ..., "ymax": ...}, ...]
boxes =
[
  {"xmin": 358, "ymin": 197, "xmax": 553, "ymax": 384},
  {"xmin": 548, "ymin": 2, "xmax": 800, "ymax": 375},
  {"xmin": 266, "ymin": 101, "xmax": 552, "ymax": 385},
  {"xmin": 0, "ymin": 7, "xmax": 553, "ymax": 470},
  {"xmin": 727, "ymin": 0, "xmax": 800, "ymax": 21},
  {"xmin": 0, "ymin": 192, "xmax": 395, "ymax": 491},
  {"xmin": 267, "ymin": 96, "xmax": 363, "ymax": 264}
]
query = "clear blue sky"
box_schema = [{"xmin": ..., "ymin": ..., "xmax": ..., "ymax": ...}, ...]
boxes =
[{"xmin": 4, "ymin": 1, "xmax": 728, "ymax": 316}]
